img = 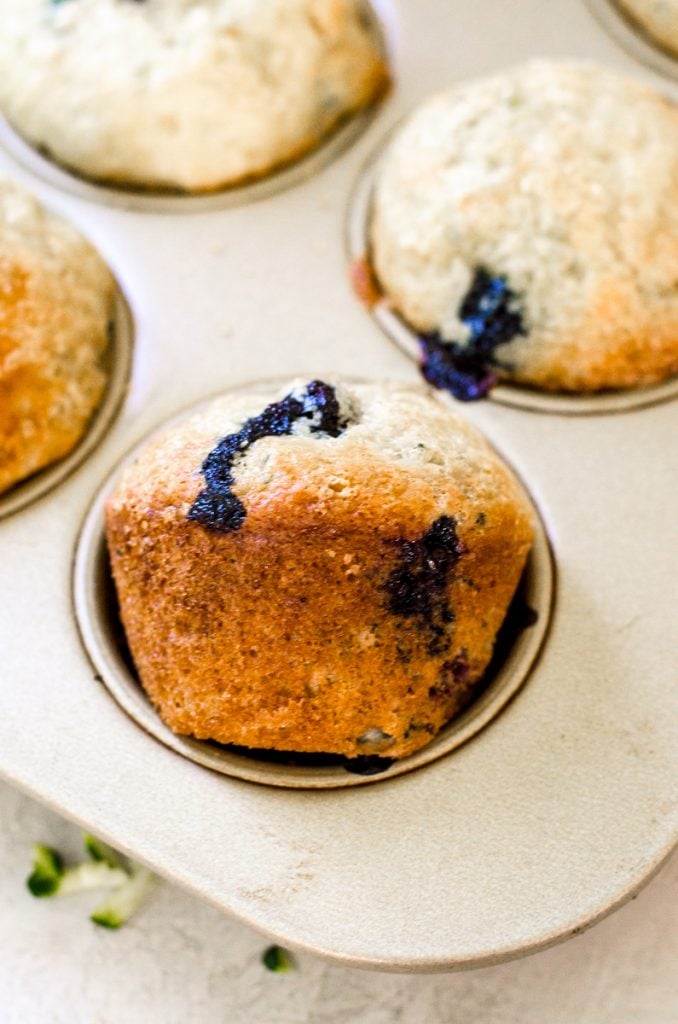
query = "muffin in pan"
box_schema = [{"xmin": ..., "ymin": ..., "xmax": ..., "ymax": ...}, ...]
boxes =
[
  {"xmin": 616, "ymin": 0, "xmax": 678, "ymax": 58},
  {"xmin": 105, "ymin": 378, "xmax": 535, "ymax": 761},
  {"xmin": 0, "ymin": 179, "xmax": 115, "ymax": 496},
  {"xmin": 0, "ymin": 0, "xmax": 388, "ymax": 193},
  {"xmin": 368, "ymin": 60, "xmax": 678, "ymax": 399}
]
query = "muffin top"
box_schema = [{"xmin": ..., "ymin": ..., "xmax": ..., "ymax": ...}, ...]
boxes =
[
  {"xmin": 0, "ymin": 0, "xmax": 387, "ymax": 191},
  {"xmin": 0, "ymin": 178, "xmax": 114, "ymax": 494},
  {"xmin": 112, "ymin": 379, "xmax": 532, "ymax": 536},
  {"xmin": 617, "ymin": 0, "xmax": 678, "ymax": 57},
  {"xmin": 369, "ymin": 60, "xmax": 678, "ymax": 395}
]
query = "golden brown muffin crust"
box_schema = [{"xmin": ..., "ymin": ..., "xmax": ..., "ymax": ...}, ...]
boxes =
[{"xmin": 0, "ymin": 181, "xmax": 115, "ymax": 494}]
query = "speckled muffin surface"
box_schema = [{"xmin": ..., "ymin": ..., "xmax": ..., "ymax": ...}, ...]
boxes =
[
  {"xmin": 0, "ymin": 0, "xmax": 387, "ymax": 192},
  {"xmin": 369, "ymin": 60, "xmax": 678, "ymax": 396},
  {"xmin": 617, "ymin": 0, "xmax": 678, "ymax": 57},
  {"xmin": 106, "ymin": 379, "xmax": 534, "ymax": 761},
  {"xmin": 0, "ymin": 179, "xmax": 114, "ymax": 495}
]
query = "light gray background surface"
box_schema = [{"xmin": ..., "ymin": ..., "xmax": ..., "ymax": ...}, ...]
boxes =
[{"xmin": 0, "ymin": 778, "xmax": 675, "ymax": 1024}]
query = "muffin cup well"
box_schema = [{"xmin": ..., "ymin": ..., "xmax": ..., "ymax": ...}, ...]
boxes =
[
  {"xmin": 585, "ymin": 0, "xmax": 678, "ymax": 78},
  {"xmin": 0, "ymin": 288, "xmax": 134, "ymax": 520},
  {"xmin": 347, "ymin": 135, "xmax": 678, "ymax": 416},
  {"xmin": 72, "ymin": 382, "xmax": 554, "ymax": 790}
]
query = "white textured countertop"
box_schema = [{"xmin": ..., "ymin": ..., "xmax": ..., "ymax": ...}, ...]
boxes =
[{"xmin": 0, "ymin": 777, "xmax": 675, "ymax": 1024}]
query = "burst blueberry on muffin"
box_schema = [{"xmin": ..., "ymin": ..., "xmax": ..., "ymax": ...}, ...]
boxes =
[
  {"xmin": 105, "ymin": 379, "xmax": 534, "ymax": 760},
  {"xmin": 368, "ymin": 60, "xmax": 678, "ymax": 399},
  {"xmin": 0, "ymin": 179, "xmax": 114, "ymax": 495},
  {"xmin": 0, "ymin": 0, "xmax": 388, "ymax": 192}
]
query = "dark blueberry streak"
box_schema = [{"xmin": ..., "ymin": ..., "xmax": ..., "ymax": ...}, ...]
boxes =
[
  {"xmin": 420, "ymin": 269, "xmax": 526, "ymax": 401},
  {"xmin": 188, "ymin": 380, "xmax": 347, "ymax": 533},
  {"xmin": 383, "ymin": 516, "xmax": 464, "ymax": 655}
]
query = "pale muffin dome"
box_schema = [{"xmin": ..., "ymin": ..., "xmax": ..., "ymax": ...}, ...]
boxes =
[
  {"xmin": 369, "ymin": 60, "xmax": 678, "ymax": 397},
  {"xmin": 0, "ymin": 0, "xmax": 387, "ymax": 192}
]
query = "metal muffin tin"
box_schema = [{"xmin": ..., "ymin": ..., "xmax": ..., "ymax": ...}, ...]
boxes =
[
  {"xmin": 587, "ymin": 0, "xmax": 678, "ymax": 79},
  {"xmin": 0, "ymin": 0, "xmax": 675, "ymax": 972}
]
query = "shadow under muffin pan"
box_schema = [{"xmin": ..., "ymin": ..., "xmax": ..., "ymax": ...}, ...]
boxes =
[
  {"xmin": 0, "ymin": 2, "xmax": 392, "ymax": 214},
  {"xmin": 0, "ymin": 287, "xmax": 134, "ymax": 520},
  {"xmin": 346, "ymin": 135, "xmax": 678, "ymax": 416},
  {"xmin": 72, "ymin": 382, "xmax": 554, "ymax": 790},
  {"xmin": 585, "ymin": 0, "xmax": 678, "ymax": 79}
]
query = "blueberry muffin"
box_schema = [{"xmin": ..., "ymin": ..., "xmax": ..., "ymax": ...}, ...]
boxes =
[
  {"xmin": 0, "ymin": 179, "xmax": 115, "ymax": 495},
  {"xmin": 616, "ymin": 0, "xmax": 678, "ymax": 57},
  {"xmin": 369, "ymin": 60, "xmax": 678, "ymax": 399},
  {"xmin": 105, "ymin": 379, "xmax": 534, "ymax": 761},
  {"xmin": 0, "ymin": 0, "xmax": 388, "ymax": 192}
]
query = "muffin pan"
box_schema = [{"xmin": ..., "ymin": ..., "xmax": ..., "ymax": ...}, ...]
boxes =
[{"xmin": 0, "ymin": 0, "xmax": 676, "ymax": 973}]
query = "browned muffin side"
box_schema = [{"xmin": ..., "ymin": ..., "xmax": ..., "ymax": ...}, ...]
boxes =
[{"xmin": 0, "ymin": 180, "xmax": 115, "ymax": 494}]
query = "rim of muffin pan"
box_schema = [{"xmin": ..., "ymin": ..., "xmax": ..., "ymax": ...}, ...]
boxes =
[
  {"xmin": 0, "ymin": 288, "xmax": 134, "ymax": 520},
  {"xmin": 72, "ymin": 378, "xmax": 555, "ymax": 790},
  {"xmin": 585, "ymin": 0, "xmax": 678, "ymax": 79},
  {"xmin": 0, "ymin": 3, "xmax": 393, "ymax": 214},
  {"xmin": 346, "ymin": 136, "xmax": 678, "ymax": 417}
]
